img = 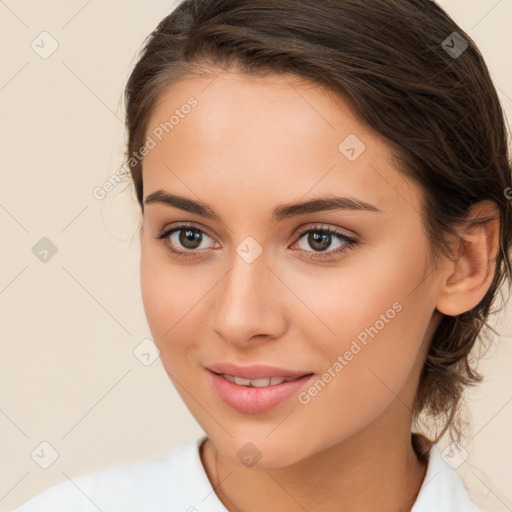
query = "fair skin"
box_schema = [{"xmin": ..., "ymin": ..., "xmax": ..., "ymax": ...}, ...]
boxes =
[{"xmin": 139, "ymin": 66, "xmax": 499, "ymax": 512}]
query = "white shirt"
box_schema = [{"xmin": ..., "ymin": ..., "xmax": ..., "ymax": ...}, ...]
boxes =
[{"xmin": 14, "ymin": 435, "xmax": 482, "ymax": 511}]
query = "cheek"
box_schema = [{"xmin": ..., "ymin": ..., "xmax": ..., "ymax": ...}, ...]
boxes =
[
  {"xmin": 140, "ymin": 250, "xmax": 170, "ymax": 339},
  {"xmin": 290, "ymin": 244, "xmax": 434, "ymax": 410},
  {"xmin": 284, "ymin": 238, "xmax": 431, "ymax": 354},
  {"xmin": 140, "ymin": 243, "xmax": 217, "ymax": 370},
  {"xmin": 140, "ymin": 246, "xmax": 189, "ymax": 356}
]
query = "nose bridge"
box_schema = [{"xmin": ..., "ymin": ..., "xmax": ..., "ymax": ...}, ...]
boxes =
[{"xmin": 211, "ymin": 243, "xmax": 285, "ymax": 344}]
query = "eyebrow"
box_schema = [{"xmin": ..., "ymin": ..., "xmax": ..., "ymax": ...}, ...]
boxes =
[{"xmin": 143, "ymin": 190, "xmax": 381, "ymax": 222}]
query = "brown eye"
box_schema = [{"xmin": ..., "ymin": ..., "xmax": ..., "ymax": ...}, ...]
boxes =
[
  {"xmin": 178, "ymin": 228, "xmax": 204, "ymax": 250},
  {"xmin": 156, "ymin": 224, "xmax": 218, "ymax": 260},
  {"xmin": 305, "ymin": 231, "xmax": 332, "ymax": 252},
  {"xmin": 292, "ymin": 225, "xmax": 358, "ymax": 261},
  {"xmin": 155, "ymin": 223, "xmax": 358, "ymax": 262}
]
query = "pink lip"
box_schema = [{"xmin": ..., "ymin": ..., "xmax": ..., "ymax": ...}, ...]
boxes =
[
  {"xmin": 206, "ymin": 362, "xmax": 311, "ymax": 380},
  {"xmin": 207, "ymin": 369, "xmax": 315, "ymax": 414}
]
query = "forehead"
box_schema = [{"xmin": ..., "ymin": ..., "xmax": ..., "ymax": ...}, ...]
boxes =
[{"xmin": 142, "ymin": 67, "xmax": 422, "ymax": 221}]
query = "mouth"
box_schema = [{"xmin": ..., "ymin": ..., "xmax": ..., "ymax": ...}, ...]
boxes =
[
  {"xmin": 206, "ymin": 362, "xmax": 313, "ymax": 380},
  {"xmin": 206, "ymin": 367, "xmax": 315, "ymax": 414}
]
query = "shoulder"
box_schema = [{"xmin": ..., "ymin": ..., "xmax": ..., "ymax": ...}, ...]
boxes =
[
  {"xmin": 14, "ymin": 435, "xmax": 215, "ymax": 512},
  {"xmin": 411, "ymin": 443, "xmax": 484, "ymax": 512}
]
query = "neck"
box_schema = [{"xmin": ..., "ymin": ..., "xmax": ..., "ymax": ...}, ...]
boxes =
[{"xmin": 200, "ymin": 414, "xmax": 429, "ymax": 512}]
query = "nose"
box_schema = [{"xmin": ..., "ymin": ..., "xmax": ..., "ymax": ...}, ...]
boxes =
[{"xmin": 210, "ymin": 249, "xmax": 288, "ymax": 347}]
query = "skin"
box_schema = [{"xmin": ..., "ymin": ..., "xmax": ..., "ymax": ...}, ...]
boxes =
[{"xmin": 138, "ymin": 66, "xmax": 500, "ymax": 511}]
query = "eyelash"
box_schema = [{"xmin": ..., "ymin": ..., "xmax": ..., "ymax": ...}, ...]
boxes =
[{"xmin": 154, "ymin": 223, "xmax": 358, "ymax": 261}]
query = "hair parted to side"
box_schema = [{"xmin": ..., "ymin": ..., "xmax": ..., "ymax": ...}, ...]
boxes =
[{"xmin": 124, "ymin": 0, "xmax": 512, "ymax": 457}]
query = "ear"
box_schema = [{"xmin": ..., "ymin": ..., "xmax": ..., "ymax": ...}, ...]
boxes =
[{"xmin": 436, "ymin": 200, "xmax": 500, "ymax": 317}]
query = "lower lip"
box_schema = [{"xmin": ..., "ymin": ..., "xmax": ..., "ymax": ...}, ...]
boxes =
[{"xmin": 207, "ymin": 370, "xmax": 315, "ymax": 414}]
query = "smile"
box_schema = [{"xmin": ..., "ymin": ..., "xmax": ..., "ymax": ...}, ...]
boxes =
[{"xmin": 207, "ymin": 369, "xmax": 315, "ymax": 414}]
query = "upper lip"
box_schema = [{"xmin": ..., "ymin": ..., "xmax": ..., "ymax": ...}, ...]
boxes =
[{"xmin": 206, "ymin": 363, "xmax": 313, "ymax": 380}]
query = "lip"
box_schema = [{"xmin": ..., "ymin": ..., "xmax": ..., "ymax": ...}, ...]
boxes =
[
  {"xmin": 206, "ymin": 362, "xmax": 311, "ymax": 380},
  {"xmin": 206, "ymin": 368, "xmax": 315, "ymax": 414}
]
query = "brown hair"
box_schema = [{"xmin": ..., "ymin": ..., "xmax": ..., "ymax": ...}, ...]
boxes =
[{"xmin": 123, "ymin": 0, "xmax": 512, "ymax": 457}]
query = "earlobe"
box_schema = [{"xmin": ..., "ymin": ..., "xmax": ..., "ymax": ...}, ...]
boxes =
[{"xmin": 435, "ymin": 200, "xmax": 500, "ymax": 317}]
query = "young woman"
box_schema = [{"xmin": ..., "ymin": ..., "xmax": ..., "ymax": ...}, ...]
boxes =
[{"xmin": 15, "ymin": 0, "xmax": 511, "ymax": 510}]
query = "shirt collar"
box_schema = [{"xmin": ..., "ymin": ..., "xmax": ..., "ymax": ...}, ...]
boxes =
[{"xmin": 411, "ymin": 443, "xmax": 481, "ymax": 511}]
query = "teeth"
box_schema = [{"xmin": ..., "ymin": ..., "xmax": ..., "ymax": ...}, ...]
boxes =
[
  {"xmin": 234, "ymin": 376, "xmax": 252, "ymax": 386},
  {"xmin": 250, "ymin": 378, "xmax": 275, "ymax": 387},
  {"xmin": 222, "ymin": 373, "xmax": 301, "ymax": 387},
  {"xmin": 270, "ymin": 376, "xmax": 286, "ymax": 385}
]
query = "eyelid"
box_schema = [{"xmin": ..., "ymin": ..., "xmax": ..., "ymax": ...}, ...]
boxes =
[
  {"xmin": 159, "ymin": 221, "xmax": 218, "ymax": 243},
  {"xmin": 157, "ymin": 221, "xmax": 356, "ymax": 242},
  {"xmin": 293, "ymin": 223, "xmax": 357, "ymax": 242}
]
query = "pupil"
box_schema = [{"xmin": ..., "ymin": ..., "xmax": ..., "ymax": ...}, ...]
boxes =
[
  {"xmin": 179, "ymin": 229, "xmax": 202, "ymax": 249},
  {"xmin": 309, "ymin": 232, "xmax": 330, "ymax": 252}
]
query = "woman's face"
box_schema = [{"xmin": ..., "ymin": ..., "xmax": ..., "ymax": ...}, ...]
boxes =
[{"xmin": 140, "ymin": 67, "xmax": 445, "ymax": 466}]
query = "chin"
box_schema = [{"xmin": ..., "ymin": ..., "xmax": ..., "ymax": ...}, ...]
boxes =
[{"xmin": 208, "ymin": 428, "xmax": 315, "ymax": 469}]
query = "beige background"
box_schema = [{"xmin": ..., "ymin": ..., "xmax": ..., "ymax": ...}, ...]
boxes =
[{"xmin": 0, "ymin": 1, "xmax": 511, "ymax": 510}]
